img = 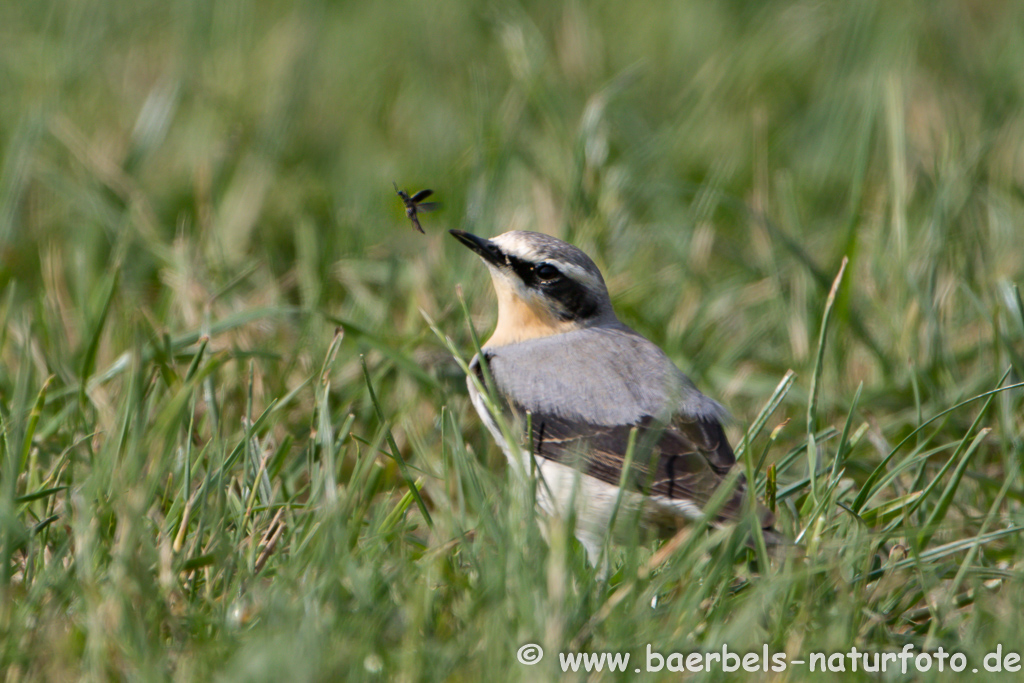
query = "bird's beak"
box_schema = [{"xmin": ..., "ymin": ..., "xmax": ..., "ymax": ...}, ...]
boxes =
[{"xmin": 449, "ymin": 230, "xmax": 506, "ymax": 268}]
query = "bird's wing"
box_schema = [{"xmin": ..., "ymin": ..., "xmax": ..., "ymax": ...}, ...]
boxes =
[
  {"xmin": 527, "ymin": 411, "xmax": 746, "ymax": 520},
  {"xmin": 479, "ymin": 325, "xmax": 767, "ymax": 524}
]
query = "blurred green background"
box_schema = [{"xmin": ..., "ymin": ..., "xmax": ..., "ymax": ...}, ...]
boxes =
[{"xmin": 2, "ymin": 0, "xmax": 1024, "ymax": 680}]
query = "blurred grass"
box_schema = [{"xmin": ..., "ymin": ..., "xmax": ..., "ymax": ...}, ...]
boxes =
[{"xmin": 2, "ymin": 0, "xmax": 1024, "ymax": 680}]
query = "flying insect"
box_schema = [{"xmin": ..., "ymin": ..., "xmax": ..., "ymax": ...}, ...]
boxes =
[{"xmin": 394, "ymin": 183, "xmax": 439, "ymax": 233}]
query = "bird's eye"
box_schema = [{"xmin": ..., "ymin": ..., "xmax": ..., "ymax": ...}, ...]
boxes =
[{"xmin": 534, "ymin": 263, "xmax": 560, "ymax": 281}]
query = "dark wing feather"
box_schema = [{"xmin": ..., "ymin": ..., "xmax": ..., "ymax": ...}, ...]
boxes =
[
  {"xmin": 674, "ymin": 412, "xmax": 736, "ymax": 475},
  {"xmin": 527, "ymin": 410, "xmax": 746, "ymax": 520}
]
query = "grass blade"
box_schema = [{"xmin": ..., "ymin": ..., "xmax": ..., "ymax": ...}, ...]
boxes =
[
  {"xmin": 807, "ymin": 256, "xmax": 848, "ymax": 505},
  {"xmin": 360, "ymin": 356, "xmax": 433, "ymax": 528}
]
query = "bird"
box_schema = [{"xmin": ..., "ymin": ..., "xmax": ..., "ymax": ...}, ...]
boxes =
[{"xmin": 450, "ymin": 228, "xmax": 779, "ymax": 566}]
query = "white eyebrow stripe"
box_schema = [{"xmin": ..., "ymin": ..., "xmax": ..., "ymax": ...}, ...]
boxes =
[
  {"xmin": 489, "ymin": 231, "xmax": 608, "ymax": 299},
  {"xmin": 491, "ymin": 233, "xmax": 542, "ymax": 258},
  {"xmin": 553, "ymin": 261, "xmax": 603, "ymax": 290}
]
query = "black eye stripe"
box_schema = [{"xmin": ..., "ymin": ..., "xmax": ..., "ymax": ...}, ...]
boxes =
[
  {"xmin": 503, "ymin": 254, "xmax": 600, "ymax": 320},
  {"xmin": 547, "ymin": 277, "xmax": 599, "ymax": 321},
  {"xmin": 506, "ymin": 254, "xmax": 550, "ymax": 284}
]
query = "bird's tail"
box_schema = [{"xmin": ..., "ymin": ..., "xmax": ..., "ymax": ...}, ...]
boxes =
[{"xmin": 760, "ymin": 526, "xmax": 788, "ymax": 547}]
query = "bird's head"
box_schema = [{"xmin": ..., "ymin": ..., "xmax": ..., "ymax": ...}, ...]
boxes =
[{"xmin": 450, "ymin": 230, "xmax": 617, "ymax": 347}]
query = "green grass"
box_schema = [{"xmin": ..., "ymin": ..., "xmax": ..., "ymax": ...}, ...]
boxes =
[{"xmin": 2, "ymin": 0, "xmax": 1024, "ymax": 680}]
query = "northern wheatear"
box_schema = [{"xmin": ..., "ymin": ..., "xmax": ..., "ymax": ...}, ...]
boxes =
[{"xmin": 451, "ymin": 229, "xmax": 779, "ymax": 565}]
